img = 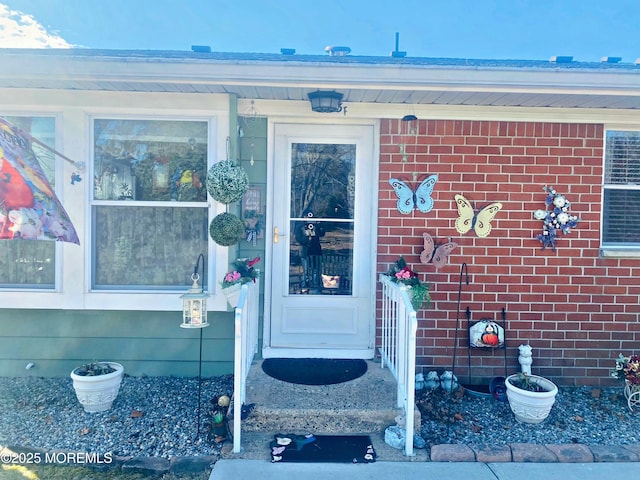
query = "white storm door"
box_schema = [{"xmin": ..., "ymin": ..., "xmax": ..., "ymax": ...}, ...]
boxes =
[{"xmin": 266, "ymin": 123, "xmax": 376, "ymax": 359}]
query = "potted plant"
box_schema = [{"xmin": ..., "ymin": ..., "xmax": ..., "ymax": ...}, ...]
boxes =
[
  {"xmin": 384, "ymin": 256, "xmax": 430, "ymax": 310},
  {"xmin": 611, "ymin": 353, "xmax": 640, "ymax": 411},
  {"xmin": 505, "ymin": 372, "xmax": 558, "ymax": 424},
  {"xmin": 221, "ymin": 256, "xmax": 261, "ymax": 308},
  {"xmin": 209, "ymin": 394, "xmax": 230, "ymax": 441},
  {"xmin": 210, "ymin": 411, "xmax": 228, "ymax": 439},
  {"xmin": 70, "ymin": 361, "xmax": 124, "ymax": 413}
]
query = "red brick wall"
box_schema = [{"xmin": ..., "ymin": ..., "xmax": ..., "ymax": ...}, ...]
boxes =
[{"xmin": 377, "ymin": 118, "xmax": 640, "ymax": 387}]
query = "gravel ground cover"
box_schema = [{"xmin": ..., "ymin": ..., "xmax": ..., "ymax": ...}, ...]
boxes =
[
  {"xmin": 2, "ymin": 373, "xmax": 640, "ymax": 464},
  {"xmin": 0, "ymin": 375, "xmax": 234, "ymax": 460},
  {"xmin": 417, "ymin": 383, "xmax": 640, "ymax": 448}
]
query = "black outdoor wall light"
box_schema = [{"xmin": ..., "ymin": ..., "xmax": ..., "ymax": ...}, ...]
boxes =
[{"xmin": 308, "ymin": 90, "xmax": 344, "ymax": 113}]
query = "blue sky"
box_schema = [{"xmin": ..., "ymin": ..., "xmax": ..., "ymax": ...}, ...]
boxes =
[{"xmin": 1, "ymin": 0, "xmax": 639, "ymax": 62}]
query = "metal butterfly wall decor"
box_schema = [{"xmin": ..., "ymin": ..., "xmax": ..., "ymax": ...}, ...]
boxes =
[
  {"xmin": 389, "ymin": 174, "xmax": 438, "ymax": 214},
  {"xmin": 454, "ymin": 194, "xmax": 502, "ymax": 237},
  {"xmin": 420, "ymin": 232, "xmax": 458, "ymax": 269}
]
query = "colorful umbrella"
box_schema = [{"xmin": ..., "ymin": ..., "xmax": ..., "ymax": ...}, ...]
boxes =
[{"xmin": 0, "ymin": 117, "xmax": 80, "ymax": 244}]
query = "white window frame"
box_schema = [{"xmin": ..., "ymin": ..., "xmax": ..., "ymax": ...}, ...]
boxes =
[
  {"xmin": 82, "ymin": 114, "xmax": 229, "ymax": 311},
  {"xmin": 0, "ymin": 92, "xmax": 232, "ymax": 311},
  {"xmin": 600, "ymin": 127, "xmax": 640, "ymax": 258}
]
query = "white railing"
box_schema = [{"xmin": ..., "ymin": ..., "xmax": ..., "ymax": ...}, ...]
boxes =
[
  {"xmin": 232, "ymin": 279, "xmax": 260, "ymax": 453},
  {"xmin": 378, "ymin": 274, "xmax": 417, "ymax": 456}
]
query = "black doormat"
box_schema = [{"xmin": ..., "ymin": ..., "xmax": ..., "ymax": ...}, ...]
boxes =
[
  {"xmin": 261, "ymin": 358, "xmax": 367, "ymax": 385},
  {"xmin": 270, "ymin": 434, "xmax": 376, "ymax": 463}
]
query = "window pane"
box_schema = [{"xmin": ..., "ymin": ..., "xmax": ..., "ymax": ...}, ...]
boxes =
[
  {"xmin": 289, "ymin": 221, "xmax": 354, "ymax": 295},
  {"xmin": 92, "ymin": 206, "xmax": 208, "ymax": 288},
  {"xmin": 290, "ymin": 143, "xmax": 356, "ymax": 219},
  {"xmin": 602, "ymin": 189, "xmax": 640, "ymax": 244},
  {"xmin": 605, "ymin": 131, "xmax": 640, "ymax": 185},
  {"xmin": 0, "ymin": 116, "xmax": 56, "ymax": 288},
  {"xmin": 93, "ymin": 119, "xmax": 208, "ymax": 202}
]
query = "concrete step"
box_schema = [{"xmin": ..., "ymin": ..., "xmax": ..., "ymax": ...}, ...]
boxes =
[{"xmin": 236, "ymin": 359, "xmax": 409, "ymax": 434}]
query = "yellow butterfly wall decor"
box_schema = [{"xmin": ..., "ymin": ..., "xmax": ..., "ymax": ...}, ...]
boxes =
[{"xmin": 454, "ymin": 194, "xmax": 502, "ymax": 237}]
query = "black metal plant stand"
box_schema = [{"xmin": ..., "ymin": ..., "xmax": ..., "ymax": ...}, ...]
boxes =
[
  {"xmin": 196, "ymin": 326, "xmax": 205, "ymax": 437},
  {"xmin": 179, "ymin": 253, "xmax": 210, "ymax": 439}
]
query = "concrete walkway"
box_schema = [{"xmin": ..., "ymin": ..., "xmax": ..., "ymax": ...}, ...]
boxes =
[{"xmin": 210, "ymin": 459, "xmax": 639, "ymax": 480}]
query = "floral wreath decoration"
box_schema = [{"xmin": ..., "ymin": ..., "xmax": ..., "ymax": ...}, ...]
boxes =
[
  {"xmin": 243, "ymin": 209, "xmax": 264, "ymax": 246},
  {"xmin": 533, "ymin": 185, "xmax": 580, "ymax": 251}
]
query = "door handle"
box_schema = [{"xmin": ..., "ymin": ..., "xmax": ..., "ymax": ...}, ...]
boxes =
[{"xmin": 273, "ymin": 226, "xmax": 287, "ymax": 243}]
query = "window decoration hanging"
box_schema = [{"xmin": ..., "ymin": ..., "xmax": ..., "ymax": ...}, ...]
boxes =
[
  {"xmin": 206, "ymin": 160, "xmax": 249, "ymax": 204},
  {"xmin": 533, "ymin": 185, "xmax": 580, "ymax": 251},
  {"xmin": 209, "ymin": 212, "xmax": 246, "ymax": 246}
]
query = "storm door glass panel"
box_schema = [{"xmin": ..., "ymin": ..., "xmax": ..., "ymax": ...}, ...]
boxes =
[
  {"xmin": 0, "ymin": 116, "xmax": 56, "ymax": 288},
  {"xmin": 288, "ymin": 143, "xmax": 356, "ymax": 295}
]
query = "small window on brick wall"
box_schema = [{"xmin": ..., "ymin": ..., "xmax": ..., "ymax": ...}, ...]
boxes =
[{"xmin": 602, "ymin": 130, "xmax": 640, "ymax": 250}]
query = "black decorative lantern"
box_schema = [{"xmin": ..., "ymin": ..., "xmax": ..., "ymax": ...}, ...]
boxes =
[
  {"xmin": 180, "ymin": 254, "xmax": 209, "ymax": 328},
  {"xmin": 308, "ymin": 90, "xmax": 344, "ymax": 113}
]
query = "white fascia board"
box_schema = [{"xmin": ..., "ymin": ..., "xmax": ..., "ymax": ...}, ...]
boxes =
[
  {"xmin": 2, "ymin": 54, "xmax": 640, "ymax": 97},
  {"xmin": 240, "ymin": 98, "xmax": 640, "ymax": 125}
]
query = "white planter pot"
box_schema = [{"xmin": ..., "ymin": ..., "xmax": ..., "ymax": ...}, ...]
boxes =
[
  {"xmin": 70, "ymin": 362, "xmax": 124, "ymax": 413},
  {"xmin": 222, "ymin": 283, "xmax": 243, "ymax": 308},
  {"xmin": 505, "ymin": 373, "xmax": 558, "ymax": 424}
]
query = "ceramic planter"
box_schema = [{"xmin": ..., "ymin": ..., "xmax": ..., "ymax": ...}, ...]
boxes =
[
  {"xmin": 70, "ymin": 362, "xmax": 124, "ymax": 413},
  {"xmin": 505, "ymin": 373, "xmax": 558, "ymax": 424}
]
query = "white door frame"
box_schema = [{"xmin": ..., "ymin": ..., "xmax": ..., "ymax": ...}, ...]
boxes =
[{"xmin": 262, "ymin": 119, "xmax": 380, "ymax": 359}]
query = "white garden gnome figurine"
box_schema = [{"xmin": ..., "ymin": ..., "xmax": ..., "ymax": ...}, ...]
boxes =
[
  {"xmin": 518, "ymin": 344, "xmax": 533, "ymax": 375},
  {"xmin": 425, "ymin": 371, "xmax": 440, "ymax": 391},
  {"xmin": 440, "ymin": 371, "xmax": 459, "ymax": 392}
]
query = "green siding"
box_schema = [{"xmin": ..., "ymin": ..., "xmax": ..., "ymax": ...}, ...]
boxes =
[{"xmin": 0, "ymin": 309, "xmax": 234, "ymax": 377}]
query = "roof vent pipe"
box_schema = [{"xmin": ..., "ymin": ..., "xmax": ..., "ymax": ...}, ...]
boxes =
[{"xmin": 391, "ymin": 32, "xmax": 407, "ymax": 58}]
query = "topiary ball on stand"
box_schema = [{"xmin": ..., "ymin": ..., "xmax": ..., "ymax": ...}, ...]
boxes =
[
  {"xmin": 206, "ymin": 160, "xmax": 249, "ymax": 204},
  {"xmin": 209, "ymin": 213, "xmax": 246, "ymax": 246}
]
